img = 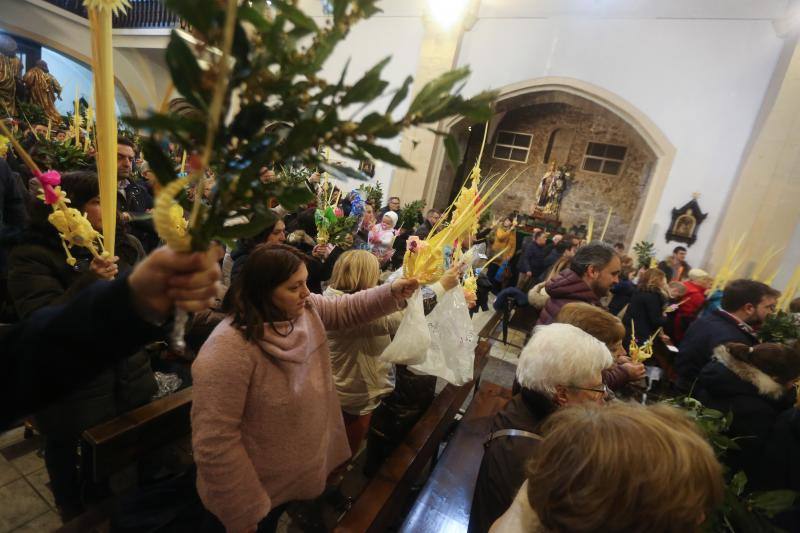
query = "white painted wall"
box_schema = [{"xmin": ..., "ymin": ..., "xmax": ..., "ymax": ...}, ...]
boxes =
[
  {"xmin": 453, "ymin": 2, "xmax": 787, "ymax": 262},
  {"xmin": 310, "ymin": 0, "xmax": 427, "ymax": 203}
]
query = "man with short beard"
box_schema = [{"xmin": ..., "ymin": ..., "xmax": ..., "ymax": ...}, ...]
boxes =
[
  {"xmin": 536, "ymin": 242, "xmax": 621, "ymax": 326},
  {"xmin": 117, "ymin": 137, "xmax": 158, "ymax": 251},
  {"xmin": 676, "ymin": 279, "xmax": 779, "ymax": 391}
]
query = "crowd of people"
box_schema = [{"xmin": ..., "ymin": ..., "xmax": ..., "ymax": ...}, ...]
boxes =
[{"xmin": 1, "ymin": 123, "xmax": 799, "ymax": 533}]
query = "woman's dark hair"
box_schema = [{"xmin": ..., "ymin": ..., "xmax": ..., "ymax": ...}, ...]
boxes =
[
  {"xmin": 238, "ymin": 219, "xmax": 279, "ymax": 255},
  {"xmin": 26, "ymin": 171, "xmax": 100, "ymax": 243},
  {"xmin": 223, "ymin": 243, "xmax": 310, "ymax": 341}
]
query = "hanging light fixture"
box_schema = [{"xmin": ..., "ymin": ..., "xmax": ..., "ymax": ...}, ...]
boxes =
[{"xmin": 427, "ymin": 0, "xmax": 470, "ymax": 30}]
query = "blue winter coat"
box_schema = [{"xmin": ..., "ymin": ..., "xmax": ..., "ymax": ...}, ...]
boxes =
[{"xmin": 675, "ymin": 309, "xmax": 758, "ymax": 390}]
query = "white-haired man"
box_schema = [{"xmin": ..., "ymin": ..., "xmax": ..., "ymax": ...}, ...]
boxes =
[{"xmin": 468, "ymin": 324, "xmax": 614, "ymax": 533}]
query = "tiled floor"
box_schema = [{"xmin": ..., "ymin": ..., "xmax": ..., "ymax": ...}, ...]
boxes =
[{"xmin": 0, "ymin": 428, "xmax": 62, "ymax": 533}]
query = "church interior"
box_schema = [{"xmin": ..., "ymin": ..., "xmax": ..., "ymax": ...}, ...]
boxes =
[{"xmin": 0, "ymin": 0, "xmax": 799, "ymax": 532}]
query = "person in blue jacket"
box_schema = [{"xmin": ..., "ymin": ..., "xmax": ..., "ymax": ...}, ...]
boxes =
[{"xmin": 676, "ymin": 279, "xmax": 779, "ymax": 391}]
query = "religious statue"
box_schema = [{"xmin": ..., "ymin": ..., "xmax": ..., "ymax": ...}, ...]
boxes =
[
  {"xmin": 0, "ymin": 35, "xmax": 21, "ymax": 116},
  {"xmin": 23, "ymin": 60, "xmax": 63, "ymax": 123},
  {"xmin": 533, "ymin": 161, "xmax": 569, "ymax": 219}
]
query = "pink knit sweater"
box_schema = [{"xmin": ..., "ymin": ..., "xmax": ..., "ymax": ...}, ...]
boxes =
[{"xmin": 191, "ymin": 284, "xmax": 401, "ymax": 532}]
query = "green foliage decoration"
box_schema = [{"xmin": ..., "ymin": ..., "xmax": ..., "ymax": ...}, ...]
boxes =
[{"xmin": 664, "ymin": 395, "xmax": 796, "ymax": 532}]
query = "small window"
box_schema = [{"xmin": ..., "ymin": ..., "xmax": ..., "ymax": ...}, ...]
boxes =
[
  {"xmin": 582, "ymin": 142, "xmax": 627, "ymax": 175},
  {"xmin": 493, "ymin": 130, "xmax": 532, "ymax": 163}
]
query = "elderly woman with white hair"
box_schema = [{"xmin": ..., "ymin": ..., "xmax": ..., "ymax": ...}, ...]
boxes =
[
  {"xmin": 673, "ymin": 268, "xmax": 714, "ymax": 342},
  {"xmin": 468, "ymin": 323, "xmax": 614, "ymax": 533}
]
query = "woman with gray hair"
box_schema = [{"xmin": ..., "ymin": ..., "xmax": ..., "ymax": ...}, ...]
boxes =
[{"xmin": 469, "ymin": 323, "xmax": 614, "ymax": 533}]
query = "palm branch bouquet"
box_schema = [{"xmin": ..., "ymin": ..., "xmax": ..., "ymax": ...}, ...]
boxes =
[{"xmin": 126, "ymin": 0, "xmax": 495, "ymax": 347}]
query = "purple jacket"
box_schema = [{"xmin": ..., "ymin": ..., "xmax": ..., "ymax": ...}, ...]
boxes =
[{"xmin": 537, "ymin": 269, "xmax": 601, "ymax": 326}]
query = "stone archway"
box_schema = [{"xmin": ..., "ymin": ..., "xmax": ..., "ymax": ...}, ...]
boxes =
[{"xmin": 429, "ymin": 77, "xmax": 675, "ymax": 245}]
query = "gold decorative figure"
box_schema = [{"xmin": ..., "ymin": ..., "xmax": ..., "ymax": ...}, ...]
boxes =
[{"xmin": 23, "ymin": 60, "xmax": 63, "ymax": 124}]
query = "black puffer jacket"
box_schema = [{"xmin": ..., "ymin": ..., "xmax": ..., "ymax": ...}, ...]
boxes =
[
  {"xmin": 694, "ymin": 345, "xmax": 795, "ymax": 481},
  {"xmin": 8, "ymin": 233, "xmax": 156, "ymax": 436}
]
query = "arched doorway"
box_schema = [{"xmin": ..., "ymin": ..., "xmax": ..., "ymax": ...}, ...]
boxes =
[{"xmin": 430, "ymin": 77, "xmax": 675, "ymax": 246}]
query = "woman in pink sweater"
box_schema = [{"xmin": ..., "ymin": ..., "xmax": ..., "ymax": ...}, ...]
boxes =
[{"xmin": 192, "ymin": 244, "xmax": 417, "ymax": 532}]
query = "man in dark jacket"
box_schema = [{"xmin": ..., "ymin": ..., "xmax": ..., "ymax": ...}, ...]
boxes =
[
  {"xmin": 676, "ymin": 279, "xmax": 779, "ymax": 391},
  {"xmin": 537, "ymin": 239, "xmax": 576, "ymax": 282},
  {"xmin": 537, "ymin": 241, "xmax": 621, "ymax": 326},
  {"xmin": 413, "ymin": 209, "xmax": 440, "ymax": 240},
  {"xmin": 658, "ymin": 246, "xmax": 691, "ymax": 281},
  {"xmin": 517, "ymin": 231, "xmax": 548, "ymax": 285},
  {"xmin": 117, "ymin": 137, "xmax": 159, "ymax": 251},
  {"xmin": 469, "ymin": 324, "xmax": 613, "ymax": 533},
  {"xmin": 377, "ymin": 196, "xmax": 400, "ymax": 219}
]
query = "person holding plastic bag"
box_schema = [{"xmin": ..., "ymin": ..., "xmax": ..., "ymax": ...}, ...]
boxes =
[
  {"xmin": 191, "ymin": 244, "xmax": 417, "ymax": 533},
  {"xmin": 324, "ymin": 250, "xmax": 460, "ymax": 455}
]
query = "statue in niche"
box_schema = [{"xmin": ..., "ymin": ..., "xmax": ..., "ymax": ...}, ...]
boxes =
[
  {"xmin": 23, "ymin": 60, "xmax": 63, "ymax": 124},
  {"xmin": 0, "ymin": 35, "xmax": 21, "ymax": 116},
  {"xmin": 533, "ymin": 161, "xmax": 569, "ymax": 219}
]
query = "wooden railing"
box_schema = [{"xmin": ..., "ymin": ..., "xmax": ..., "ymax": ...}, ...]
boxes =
[{"xmin": 43, "ymin": 0, "xmax": 179, "ymax": 29}]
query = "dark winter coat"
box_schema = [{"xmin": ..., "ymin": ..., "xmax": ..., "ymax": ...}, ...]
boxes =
[
  {"xmin": 694, "ymin": 345, "xmax": 795, "ymax": 482},
  {"xmin": 608, "ymin": 278, "xmax": 635, "ymax": 316},
  {"xmin": 516, "ymin": 240, "xmax": 548, "ymax": 278},
  {"xmin": 622, "ymin": 289, "xmax": 667, "ymax": 345},
  {"xmin": 536, "ymin": 248, "xmax": 562, "ymax": 283},
  {"xmin": 0, "ymin": 275, "xmax": 165, "ymax": 429},
  {"xmin": 8, "ymin": 236, "xmax": 156, "ymax": 437},
  {"xmin": 675, "ymin": 309, "xmax": 759, "ymax": 390},
  {"xmin": 469, "ymin": 389, "xmax": 556, "ymax": 533},
  {"xmin": 536, "ymin": 269, "xmax": 600, "ymax": 326},
  {"xmin": 0, "ymin": 158, "xmax": 27, "ymax": 274},
  {"xmin": 413, "ymin": 219, "xmax": 434, "ymax": 240},
  {"xmin": 119, "ymin": 180, "xmax": 159, "ymax": 252}
]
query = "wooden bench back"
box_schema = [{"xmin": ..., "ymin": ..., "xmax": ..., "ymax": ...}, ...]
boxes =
[
  {"xmin": 335, "ymin": 340, "xmax": 492, "ymax": 533},
  {"xmin": 400, "ymin": 381, "xmax": 512, "ymax": 532},
  {"xmin": 80, "ymin": 386, "xmax": 193, "ymax": 483}
]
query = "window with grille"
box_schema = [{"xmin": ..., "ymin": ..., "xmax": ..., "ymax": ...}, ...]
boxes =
[
  {"xmin": 582, "ymin": 142, "xmax": 627, "ymax": 175},
  {"xmin": 492, "ymin": 130, "xmax": 532, "ymax": 163}
]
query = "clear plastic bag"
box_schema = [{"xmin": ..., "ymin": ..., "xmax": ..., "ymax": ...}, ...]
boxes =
[
  {"xmin": 151, "ymin": 372, "xmax": 183, "ymax": 400},
  {"xmin": 379, "ymin": 289, "xmax": 430, "ymax": 365},
  {"xmin": 410, "ymin": 287, "xmax": 477, "ymax": 386}
]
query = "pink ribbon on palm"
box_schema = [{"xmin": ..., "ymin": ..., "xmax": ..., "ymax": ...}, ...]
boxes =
[{"xmin": 34, "ymin": 169, "xmax": 61, "ymax": 205}]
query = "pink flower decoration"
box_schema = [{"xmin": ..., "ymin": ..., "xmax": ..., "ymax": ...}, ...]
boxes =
[
  {"xmin": 407, "ymin": 236, "xmax": 421, "ymax": 252},
  {"xmin": 334, "ymin": 207, "xmax": 344, "ymax": 217},
  {"xmin": 35, "ymin": 169, "xmax": 62, "ymax": 205}
]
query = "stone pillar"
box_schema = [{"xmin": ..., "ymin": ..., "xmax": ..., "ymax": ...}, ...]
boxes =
[
  {"xmin": 388, "ymin": 1, "xmax": 478, "ymax": 207},
  {"xmin": 706, "ymin": 35, "xmax": 800, "ymax": 289}
]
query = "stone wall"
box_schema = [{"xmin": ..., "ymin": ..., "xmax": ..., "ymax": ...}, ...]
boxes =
[{"xmin": 463, "ymin": 91, "xmax": 656, "ymax": 245}]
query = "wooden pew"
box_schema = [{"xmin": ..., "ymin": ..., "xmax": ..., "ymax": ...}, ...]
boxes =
[
  {"xmin": 399, "ymin": 381, "xmax": 512, "ymax": 532},
  {"xmin": 80, "ymin": 386, "xmax": 193, "ymax": 484},
  {"xmin": 335, "ymin": 340, "xmax": 492, "ymax": 533},
  {"xmin": 58, "ymin": 387, "xmax": 194, "ymax": 532}
]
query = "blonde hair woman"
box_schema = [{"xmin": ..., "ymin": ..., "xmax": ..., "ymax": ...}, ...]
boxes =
[
  {"xmin": 324, "ymin": 250, "xmax": 459, "ymax": 454},
  {"xmin": 324, "ymin": 250, "xmax": 402, "ymax": 454},
  {"xmin": 491, "ymin": 402, "xmax": 724, "ymax": 533}
]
